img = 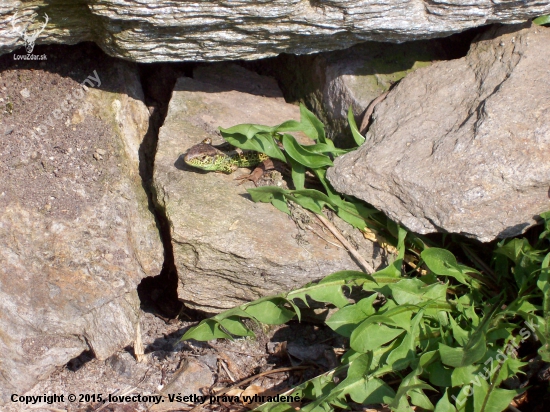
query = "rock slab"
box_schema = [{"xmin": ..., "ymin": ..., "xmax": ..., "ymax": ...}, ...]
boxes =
[
  {"xmin": 152, "ymin": 70, "xmax": 382, "ymax": 312},
  {"xmin": 327, "ymin": 23, "xmax": 550, "ymax": 242},
  {"xmin": 0, "ymin": 46, "xmax": 163, "ymax": 402},
  {"xmin": 1, "ymin": 1, "xmax": 550, "ymax": 62}
]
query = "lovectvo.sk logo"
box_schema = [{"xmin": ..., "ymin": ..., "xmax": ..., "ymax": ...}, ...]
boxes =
[{"xmin": 11, "ymin": 11, "xmax": 48, "ymax": 60}]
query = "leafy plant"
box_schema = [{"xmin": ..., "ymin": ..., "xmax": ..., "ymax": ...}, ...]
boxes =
[
  {"xmin": 533, "ymin": 15, "xmax": 550, "ymax": 26},
  {"xmin": 181, "ymin": 108, "xmax": 550, "ymax": 412}
]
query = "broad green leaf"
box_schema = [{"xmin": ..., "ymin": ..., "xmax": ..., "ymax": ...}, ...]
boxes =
[
  {"xmin": 289, "ymin": 193, "xmax": 324, "ymax": 214},
  {"xmin": 320, "ymin": 270, "xmax": 375, "ymax": 284},
  {"xmin": 326, "ymin": 294, "xmax": 377, "ymax": 337},
  {"xmin": 410, "ymin": 388, "xmax": 435, "ymax": 411},
  {"xmin": 272, "ymin": 120, "xmax": 303, "ymax": 133},
  {"xmin": 390, "ymin": 381, "xmax": 435, "ymax": 411},
  {"xmin": 348, "ymin": 377, "xmax": 396, "ymax": 405},
  {"xmin": 347, "ymin": 106, "xmax": 365, "ymax": 146},
  {"xmin": 305, "ymin": 143, "xmax": 348, "ymax": 155},
  {"xmin": 439, "ymin": 304, "xmax": 499, "ymax": 368},
  {"xmin": 347, "ymin": 353, "xmax": 373, "ymax": 379},
  {"xmin": 434, "ymin": 389, "xmax": 457, "ymax": 412},
  {"xmin": 421, "ymin": 248, "xmax": 470, "ymax": 285},
  {"xmin": 271, "ymin": 195, "xmax": 290, "ymax": 215},
  {"xmin": 282, "ymin": 134, "xmax": 333, "ymax": 168},
  {"xmin": 287, "ymin": 156, "xmax": 306, "ymax": 190},
  {"xmin": 426, "ymin": 360, "xmax": 453, "ymax": 387},
  {"xmin": 219, "ymin": 123, "xmax": 273, "ymax": 140},
  {"xmin": 389, "ymin": 278, "xmax": 448, "ymax": 306},
  {"xmin": 291, "ymin": 189, "xmax": 334, "ymax": 206},
  {"xmin": 351, "ymin": 322, "xmax": 405, "ymax": 353},
  {"xmin": 247, "ymin": 186, "xmax": 288, "ymax": 203},
  {"xmin": 292, "ymin": 283, "xmax": 350, "ymax": 309},
  {"xmin": 300, "ymin": 104, "xmax": 327, "ymax": 143},
  {"xmin": 219, "ymin": 316, "xmax": 255, "ymax": 337},
  {"xmin": 472, "ymin": 377, "xmax": 521, "ymax": 412},
  {"xmin": 443, "ymin": 302, "xmax": 497, "ymax": 366},
  {"xmin": 244, "ymin": 299, "xmax": 296, "ymax": 324},
  {"xmin": 181, "ymin": 319, "xmax": 232, "ymax": 341},
  {"xmin": 386, "ymin": 311, "xmax": 423, "ymax": 370},
  {"xmin": 223, "ymin": 131, "xmax": 286, "ymax": 162},
  {"xmin": 336, "ymin": 207, "xmax": 368, "ymax": 230},
  {"xmin": 533, "ymin": 15, "xmax": 550, "ymax": 25},
  {"xmin": 439, "ymin": 341, "xmax": 486, "ymax": 369},
  {"xmin": 449, "ymin": 316, "xmax": 470, "ymax": 346}
]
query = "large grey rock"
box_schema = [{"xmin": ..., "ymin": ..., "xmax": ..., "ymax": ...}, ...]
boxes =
[
  {"xmin": 327, "ymin": 23, "xmax": 550, "ymax": 242},
  {"xmin": 272, "ymin": 40, "xmax": 451, "ymax": 146},
  {"xmin": 1, "ymin": 1, "xmax": 550, "ymax": 62},
  {"xmin": 152, "ymin": 70, "xmax": 384, "ymax": 312},
  {"xmin": 0, "ymin": 47, "xmax": 163, "ymax": 402}
]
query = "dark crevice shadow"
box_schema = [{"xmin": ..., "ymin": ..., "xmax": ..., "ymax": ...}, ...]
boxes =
[{"xmin": 135, "ymin": 62, "xmax": 196, "ymax": 320}]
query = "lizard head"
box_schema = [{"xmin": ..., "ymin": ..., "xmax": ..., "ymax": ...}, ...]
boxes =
[{"xmin": 183, "ymin": 142, "xmax": 230, "ymax": 172}]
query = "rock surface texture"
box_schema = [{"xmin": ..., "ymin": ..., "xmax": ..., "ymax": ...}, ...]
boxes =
[
  {"xmin": 271, "ymin": 40, "xmax": 452, "ymax": 146},
  {"xmin": 1, "ymin": 1, "xmax": 550, "ymax": 62},
  {"xmin": 0, "ymin": 46, "xmax": 163, "ymax": 402},
  {"xmin": 327, "ymin": 23, "xmax": 550, "ymax": 243},
  {"xmin": 153, "ymin": 68, "xmax": 384, "ymax": 312}
]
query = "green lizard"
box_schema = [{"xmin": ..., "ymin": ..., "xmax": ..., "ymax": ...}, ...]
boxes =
[{"xmin": 183, "ymin": 138, "xmax": 270, "ymax": 174}]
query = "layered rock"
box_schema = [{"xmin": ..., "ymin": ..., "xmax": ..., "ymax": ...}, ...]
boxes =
[
  {"xmin": 270, "ymin": 39, "xmax": 453, "ymax": 146},
  {"xmin": 327, "ymin": 23, "xmax": 550, "ymax": 242},
  {"xmin": 152, "ymin": 67, "xmax": 384, "ymax": 312},
  {"xmin": 1, "ymin": 1, "xmax": 549, "ymax": 62},
  {"xmin": 0, "ymin": 45, "xmax": 163, "ymax": 402}
]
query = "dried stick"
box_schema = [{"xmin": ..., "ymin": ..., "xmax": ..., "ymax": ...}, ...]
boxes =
[{"xmin": 315, "ymin": 214, "xmax": 375, "ymax": 274}]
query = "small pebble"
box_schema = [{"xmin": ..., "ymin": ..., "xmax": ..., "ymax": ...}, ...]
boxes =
[{"xmin": 20, "ymin": 88, "xmax": 30, "ymax": 98}]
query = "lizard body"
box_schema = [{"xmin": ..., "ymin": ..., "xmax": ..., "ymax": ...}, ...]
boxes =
[{"xmin": 183, "ymin": 138, "xmax": 269, "ymax": 174}]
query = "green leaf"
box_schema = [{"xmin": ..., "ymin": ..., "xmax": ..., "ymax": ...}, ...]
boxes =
[
  {"xmin": 439, "ymin": 341, "xmax": 486, "ymax": 369},
  {"xmin": 300, "ymin": 104, "xmax": 327, "ymax": 143},
  {"xmin": 271, "ymin": 195, "xmax": 290, "ymax": 215},
  {"xmin": 389, "ymin": 278, "xmax": 448, "ymax": 306},
  {"xmin": 450, "ymin": 365, "xmax": 482, "ymax": 387},
  {"xmin": 305, "ymin": 143, "xmax": 348, "ymax": 156},
  {"xmin": 181, "ymin": 319, "xmax": 232, "ymax": 341},
  {"xmin": 282, "ymin": 134, "xmax": 333, "ymax": 168},
  {"xmin": 533, "ymin": 15, "xmax": 550, "ymax": 25},
  {"xmin": 292, "ymin": 282, "xmax": 350, "ymax": 309},
  {"xmin": 244, "ymin": 299, "xmax": 296, "ymax": 325},
  {"xmin": 222, "ymin": 131, "xmax": 286, "ymax": 162},
  {"xmin": 348, "ymin": 377, "xmax": 396, "ymax": 405},
  {"xmin": 426, "ymin": 360, "xmax": 453, "ymax": 387},
  {"xmin": 219, "ymin": 123, "xmax": 273, "ymax": 140},
  {"xmin": 386, "ymin": 311, "xmax": 423, "ymax": 371},
  {"xmin": 473, "ymin": 377, "xmax": 521, "ymax": 412},
  {"xmin": 347, "ymin": 352, "xmax": 373, "ymax": 379},
  {"xmin": 287, "ymin": 156, "xmax": 306, "ymax": 190},
  {"xmin": 347, "ymin": 106, "xmax": 365, "ymax": 146},
  {"xmin": 351, "ymin": 322, "xmax": 405, "ymax": 353},
  {"xmin": 247, "ymin": 186, "xmax": 288, "ymax": 203},
  {"xmin": 219, "ymin": 316, "xmax": 255, "ymax": 337},
  {"xmin": 434, "ymin": 389, "xmax": 457, "ymax": 412},
  {"xmin": 439, "ymin": 304, "xmax": 499, "ymax": 368},
  {"xmin": 320, "ymin": 270, "xmax": 373, "ymax": 283},
  {"xmin": 421, "ymin": 248, "xmax": 470, "ymax": 286},
  {"xmin": 272, "ymin": 120, "xmax": 303, "ymax": 133},
  {"xmin": 537, "ymin": 263, "xmax": 550, "ymax": 361},
  {"xmin": 326, "ymin": 294, "xmax": 377, "ymax": 337}
]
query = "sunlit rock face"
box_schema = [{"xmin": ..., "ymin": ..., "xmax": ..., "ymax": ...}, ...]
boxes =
[{"xmin": 1, "ymin": 0, "xmax": 549, "ymax": 62}]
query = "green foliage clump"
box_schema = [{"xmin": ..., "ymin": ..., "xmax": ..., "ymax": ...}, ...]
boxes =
[
  {"xmin": 182, "ymin": 107, "xmax": 550, "ymax": 412},
  {"xmin": 533, "ymin": 15, "xmax": 550, "ymax": 25}
]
